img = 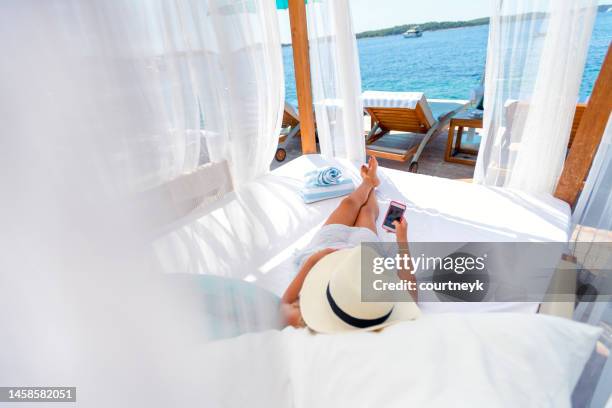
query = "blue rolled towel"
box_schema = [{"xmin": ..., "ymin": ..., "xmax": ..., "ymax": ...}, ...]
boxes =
[
  {"xmin": 301, "ymin": 167, "xmax": 355, "ymax": 204},
  {"xmin": 304, "ymin": 167, "xmax": 342, "ymax": 187}
]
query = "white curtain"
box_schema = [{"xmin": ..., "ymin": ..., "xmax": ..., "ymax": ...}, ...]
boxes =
[
  {"xmin": 570, "ymin": 114, "xmax": 612, "ymax": 406},
  {"xmin": 202, "ymin": 0, "xmax": 284, "ymax": 187},
  {"xmin": 572, "ymin": 114, "xmax": 612, "ymax": 241},
  {"xmin": 475, "ymin": 0, "xmax": 597, "ymax": 193},
  {"xmin": 307, "ymin": 0, "xmax": 366, "ymax": 163},
  {"xmin": 0, "ymin": 1, "xmax": 286, "ymax": 406}
]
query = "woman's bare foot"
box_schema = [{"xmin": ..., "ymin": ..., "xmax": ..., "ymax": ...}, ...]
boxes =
[{"xmin": 361, "ymin": 156, "xmax": 380, "ymax": 187}]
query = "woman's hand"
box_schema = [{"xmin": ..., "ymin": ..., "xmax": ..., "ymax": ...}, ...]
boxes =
[
  {"xmin": 393, "ymin": 217, "xmax": 408, "ymax": 243},
  {"xmin": 393, "ymin": 217, "xmax": 416, "ymax": 301}
]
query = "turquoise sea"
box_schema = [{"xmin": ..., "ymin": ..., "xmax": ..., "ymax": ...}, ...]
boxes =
[{"xmin": 282, "ymin": 11, "xmax": 612, "ymax": 105}]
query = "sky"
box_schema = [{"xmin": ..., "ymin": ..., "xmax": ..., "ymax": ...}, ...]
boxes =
[{"xmin": 277, "ymin": 0, "xmax": 491, "ymax": 44}]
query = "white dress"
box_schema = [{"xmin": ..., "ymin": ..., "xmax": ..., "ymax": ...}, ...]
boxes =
[{"xmin": 294, "ymin": 224, "xmax": 380, "ymax": 267}]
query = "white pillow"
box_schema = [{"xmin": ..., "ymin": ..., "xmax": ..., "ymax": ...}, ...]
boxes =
[
  {"xmin": 284, "ymin": 313, "xmax": 600, "ymax": 408},
  {"xmin": 198, "ymin": 331, "xmax": 293, "ymax": 408}
]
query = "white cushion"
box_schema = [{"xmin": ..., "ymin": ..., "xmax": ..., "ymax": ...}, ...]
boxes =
[
  {"xmin": 361, "ymin": 90, "xmax": 436, "ymax": 126},
  {"xmin": 286, "ymin": 314, "xmax": 600, "ymax": 408},
  {"xmin": 199, "ymin": 313, "xmax": 600, "ymax": 408},
  {"xmin": 362, "ymin": 90, "xmax": 426, "ymax": 109}
]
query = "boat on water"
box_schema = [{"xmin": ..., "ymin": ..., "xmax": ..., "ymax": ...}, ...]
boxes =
[{"xmin": 403, "ymin": 26, "xmax": 422, "ymax": 38}]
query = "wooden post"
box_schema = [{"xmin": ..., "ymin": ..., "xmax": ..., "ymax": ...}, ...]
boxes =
[
  {"xmin": 288, "ymin": 0, "xmax": 316, "ymax": 154},
  {"xmin": 554, "ymin": 43, "xmax": 612, "ymax": 207}
]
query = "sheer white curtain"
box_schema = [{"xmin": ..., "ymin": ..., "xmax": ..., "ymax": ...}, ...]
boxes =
[
  {"xmin": 0, "ymin": 1, "xmax": 286, "ymax": 406},
  {"xmin": 475, "ymin": 0, "xmax": 597, "ymax": 193},
  {"xmin": 572, "ymin": 115, "xmax": 612, "ymax": 241},
  {"xmin": 202, "ymin": 0, "xmax": 284, "ymax": 186},
  {"xmin": 570, "ymin": 115, "xmax": 612, "ymax": 406},
  {"xmin": 307, "ymin": 0, "xmax": 365, "ymax": 163}
]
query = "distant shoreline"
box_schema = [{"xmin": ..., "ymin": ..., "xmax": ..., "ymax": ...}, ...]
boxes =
[
  {"xmin": 280, "ymin": 17, "xmax": 487, "ymax": 47},
  {"xmin": 281, "ymin": 18, "xmax": 488, "ymax": 46},
  {"xmin": 356, "ymin": 17, "xmax": 489, "ymax": 39},
  {"xmin": 280, "ymin": 5, "xmax": 611, "ymax": 46},
  {"xmin": 355, "ymin": 4, "xmax": 611, "ymax": 39}
]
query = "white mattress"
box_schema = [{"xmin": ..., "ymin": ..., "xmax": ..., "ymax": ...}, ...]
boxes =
[{"xmin": 153, "ymin": 155, "xmax": 571, "ymax": 312}]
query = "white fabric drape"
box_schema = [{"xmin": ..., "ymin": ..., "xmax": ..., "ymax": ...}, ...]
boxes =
[
  {"xmin": 307, "ymin": 0, "xmax": 365, "ymax": 163},
  {"xmin": 202, "ymin": 0, "xmax": 284, "ymax": 187},
  {"xmin": 572, "ymin": 114, "xmax": 612, "ymax": 241},
  {"xmin": 0, "ymin": 1, "xmax": 286, "ymax": 406},
  {"xmin": 570, "ymin": 114, "xmax": 612, "ymax": 405},
  {"xmin": 475, "ymin": 0, "xmax": 597, "ymax": 194}
]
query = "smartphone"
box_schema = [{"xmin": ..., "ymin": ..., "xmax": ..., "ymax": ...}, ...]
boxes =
[{"xmin": 382, "ymin": 201, "xmax": 406, "ymax": 232}]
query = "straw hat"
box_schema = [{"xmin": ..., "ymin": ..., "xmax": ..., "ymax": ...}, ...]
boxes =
[{"xmin": 300, "ymin": 245, "xmax": 421, "ymax": 333}]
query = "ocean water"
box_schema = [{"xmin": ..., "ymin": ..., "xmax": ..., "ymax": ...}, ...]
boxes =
[{"xmin": 282, "ymin": 11, "xmax": 612, "ymax": 105}]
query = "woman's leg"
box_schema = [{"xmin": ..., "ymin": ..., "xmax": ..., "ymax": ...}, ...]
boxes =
[
  {"xmin": 354, "ymin": 189, "xmax": 379, "ymax": 234},
  {"xmin": 323, "ymin": 180, "xmax": 374, "ymax": 227},
  {"xmin": 323, "ymin": 157, "xmax": 380, "ymax": 227}
]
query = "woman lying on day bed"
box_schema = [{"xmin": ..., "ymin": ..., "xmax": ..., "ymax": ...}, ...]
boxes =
[{"xmin": 281, "ymin": 157, "xmax": 421, "ymax": 333}]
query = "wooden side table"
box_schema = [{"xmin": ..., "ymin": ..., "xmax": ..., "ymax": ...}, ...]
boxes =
[{"xmin": 445, "ymin": 114, "xmax": 483, "ymax": 165}]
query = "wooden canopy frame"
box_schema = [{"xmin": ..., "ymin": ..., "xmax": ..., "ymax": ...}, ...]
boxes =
[
  {"xmin": 554, "ymin": 43, "xmax": 612, "ymax": 208},
  {"xmin": 288, "ymin": 0, "xmax": 316, "ymax": 154}
]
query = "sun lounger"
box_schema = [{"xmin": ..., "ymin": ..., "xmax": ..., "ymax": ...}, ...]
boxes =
[
  {"xmin": 503, "ymin": 99, "xmax": 588, "ymax": 150},
  {"xmin": 362, "ymin": 91, "xmax": 468, "ymax": 172},
  {"xmin": 276, "ymin": 102, "xmax": 301, "ymax": 162}
]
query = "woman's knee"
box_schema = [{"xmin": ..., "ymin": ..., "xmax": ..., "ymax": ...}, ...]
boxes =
[
  {"xmin": 365, "ymin": 198, "xmax": 380, "ymax": 215},
  {"xmin": 360, "ymin": 204, "xmax": 378, "ymax": 220},
  {"xmin": 340, "ymin": 196, "xmax": 361, "ymax": 212}
]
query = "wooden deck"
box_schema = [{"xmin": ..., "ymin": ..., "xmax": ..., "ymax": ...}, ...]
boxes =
[{"xmin": 271, "ymin": 115, "xmax": 476, "ymax": 180}]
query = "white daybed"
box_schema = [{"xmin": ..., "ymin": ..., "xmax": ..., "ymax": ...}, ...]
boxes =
[
  {"xmin": 154, "ymin": 154, "xmax": 570, "ymax": 311},
  {"xmin": 154, "ymin": 155, "xmax": 599, "ymax": 408}
]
